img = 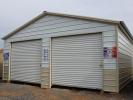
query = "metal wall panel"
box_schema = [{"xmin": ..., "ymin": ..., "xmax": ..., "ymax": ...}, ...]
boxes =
[
  {"xmin": 3, "ymin": 14, "xmax": 117, "ymax": 92},
  {"xmin": 117, "ymin": 28, "xmax": 133, "ymax": 90},
  {"xmin": 7, "ymin": 15, "xmax": 115, "ymax": 42},
  {"xmin": 11, "ymin": 40, "xmax": 42, "ymax": 83},
  {"xmin": 52, "ymin": 33, "xmax": 103, "ymax": 89}
]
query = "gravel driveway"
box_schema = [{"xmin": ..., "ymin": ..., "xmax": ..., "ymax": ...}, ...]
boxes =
[{"xmin": 0, "ymin": 80, "xmax": 132, "ymax": 100}]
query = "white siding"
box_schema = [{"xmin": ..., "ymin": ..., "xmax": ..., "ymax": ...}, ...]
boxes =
[
  {"xmin": 117, "ymin": 28, "xmax": 133, "ymax": 90},
  {"xmin": 4, "ymin": 15, "xmax": 116, "ymax": 74},
  {"xmin": 11, "ymin": 40, "xmax": 42, "ymax": 83},
  {"xmin": 3, "ymin": 40, "xmax": 10, "ymax": 80},
  {"xmin": 52, "ymin": 33, "xmax": 103, "ymax": 89},
  {"xmin": 3, "ymin": 14, "xmax": 117, "ymax": 92},
  {"xmin": 6, "ymin": 15, "xmax": 115, "ymax": 42}
]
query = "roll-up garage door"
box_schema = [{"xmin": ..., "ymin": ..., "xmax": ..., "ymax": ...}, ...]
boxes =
[
  {"xmin": 11, "ymin": 40, "xmax": 41, "ymax": 83},
  {"xmin": 52, "ymin": 33, "xmax": 103, "ymax": 89}
]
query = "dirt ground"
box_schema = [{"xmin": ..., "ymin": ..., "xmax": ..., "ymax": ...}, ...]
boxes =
[{"xmin": 0, "ymin": 81, "xmax": 132, "ymax": 100}]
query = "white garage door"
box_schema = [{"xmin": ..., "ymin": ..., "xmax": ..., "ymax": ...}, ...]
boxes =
[
  {"xmin": 11, "ymin": 40, "xmax": 42, "ymax": 83},
  {"xmin": 52, "ymin": 33, "xmax": 103, "ymax": 89}
]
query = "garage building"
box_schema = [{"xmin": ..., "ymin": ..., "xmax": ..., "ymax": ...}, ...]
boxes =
[{"xmin": 2, "ymin": 11, "xmax": 133, "ymax": 93}]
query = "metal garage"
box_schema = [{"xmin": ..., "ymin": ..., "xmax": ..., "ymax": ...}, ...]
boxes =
[
  {"xmin": 2, "ymin": 11, "xmax": 133, "ymax": 93},
  {"xmin": 52, "ymin": 33, "xmax": 103, "ymax": 89},
  {"xmin": 11, "ymin": 40, "xmax": 42, "ymax": 83}
]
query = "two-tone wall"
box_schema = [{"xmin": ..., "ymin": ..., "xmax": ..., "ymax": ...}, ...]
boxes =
[
  {"xmin": 117, "ymin": 27, "xmax": 133, "ymax": 91},
  {"xmin": 3, "ymin": 15, "xmax": 119, "ymax": 92}
]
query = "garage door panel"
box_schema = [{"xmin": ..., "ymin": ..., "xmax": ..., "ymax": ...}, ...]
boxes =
[
  {"xmin": 53, "ymin": 37, "xmax": 101, "ymax": 43},
  {"xmin": 11, "ymin": 77, "xmax": 40, "ymax": 83},
  {"xmin": 52, "ymin": 57, "xmax": 102, "ymax": 60},
  {"xmin": 52, "ymin": 33, "xmax": 103, "ymax": 89},
  {"xmin": 12, "ymin": 50, "xmax": 41, "ymax": 54},
  {"xmin": 52, "ymin": 45, "xmax": 102, "ymax": 49},
  {"xmin": 53, "ymin": 81, "xmax": 101, "ymax": 89},
  {"xmin": 11, "ymin": 63, "xmax": 41, "ymax": 66},
  {"xmin": 11, "ymin": 72, "xmax": 40, "ymax": 76},
  {"xmin": 11, "ymin": 69, "xmax": 41, "ymax": 72},
  {"xmin": 12, "ymin": 57, "xmax": 40, "ymax": 62},
  {"xmin": 53, "ymin": 68, "xmax": 102, "ymax": 71},
  {"xmin": 11, "ymin": 40, "xmax": 41, "ymax": 84},
  {"xmin": 12, "ymin": 48, "xmax": 41, "ymax": 51}
]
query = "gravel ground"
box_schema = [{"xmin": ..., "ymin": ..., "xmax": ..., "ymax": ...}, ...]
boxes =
[{"xmin": 0, "ymin": 81, "xmax": 132, "ymax": 100}]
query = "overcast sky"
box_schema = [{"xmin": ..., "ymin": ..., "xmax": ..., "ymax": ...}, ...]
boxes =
[{"xmin": 0, "ymin": 0, "xmax": 133, "ymax": 48}]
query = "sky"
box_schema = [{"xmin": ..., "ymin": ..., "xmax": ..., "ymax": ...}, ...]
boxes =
[{"xmin": 0, "ymin": 0, "xmax": 133, "ymax": 48}]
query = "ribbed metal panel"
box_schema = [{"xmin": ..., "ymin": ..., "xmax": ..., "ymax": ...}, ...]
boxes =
[
  {"xmin": 11, "ymin": 40, "xmax": 41, "ymax": 83},
  {"xmin": 118, "ymin": 28, "xmax": 133, "ymax": 90},
  {"xmin": 52, "ymin": 33, "xmax": 103, "ymax": 89}
]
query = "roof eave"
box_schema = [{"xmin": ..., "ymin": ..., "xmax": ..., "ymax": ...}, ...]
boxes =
[
  {"xmin": 120, "ymin": 21, "xmax": 133, "ymax": 38},
  {"xmin": 45, "ymin": 11, "xmax": 120, "ymax": 24},
  {"xmin": 2, "ymin": 12, "xmax": 46, "ymax": 40}
]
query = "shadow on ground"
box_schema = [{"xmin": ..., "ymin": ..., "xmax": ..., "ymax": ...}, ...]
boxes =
[
  {"xmin": 120, "ymin": 81, "xmax": 133, "ymax": 100},
  {"xmin": 0, "ymin": 80, "xmax": 132, "ymax": 100}
]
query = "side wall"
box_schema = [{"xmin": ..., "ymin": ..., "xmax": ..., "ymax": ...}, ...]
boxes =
[
  {"xmin": 0, "ymin": 49, "xmax": 3, "ymax": 78},
  {"xmin": 117, "ymin": 27, "xmax": 133, "ymax": 90},
  {"xmin": 3, "ymin": 15, "xmax": 118, "ymax": 92}
]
